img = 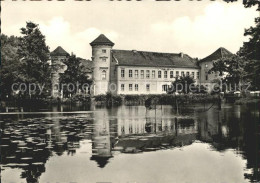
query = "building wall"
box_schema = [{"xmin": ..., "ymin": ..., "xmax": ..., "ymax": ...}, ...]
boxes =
[
  {"xmin": 199, "ymin": 61, "xmax": 222, "ymax": 91},
  {"xmin": 51, "ymin": 55, "xmax": 68, "ymax": 98},
  {"xmin": 91, "ymin": 45, "xmax": 113, "ymax": 95},
  {"xmin": 116, "ymin": 66, "xmax": 200, "ymax": 95}
]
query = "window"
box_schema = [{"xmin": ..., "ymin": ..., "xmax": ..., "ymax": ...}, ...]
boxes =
[
  {"xmin": 181, "ymin": 71, "xmax": 185, "ymax": 77},
  {"xmin": 146, "ymin": 70, "xmax": 150, "ymax": 79},
  {"xmin": 162, "ymin": 85, "xmax": 168, "ymax": 92},
  {"xmin": 141, "ymin": 70, "xmax": 144, "ymax": 79},
  {"xmin": 196, "ymin": 72, "xmax": 200, "ymax": 79},
  {"xmin": 129, "ymin": 84, "xmax": 133, "ymax": 91},
  {"xmin": 135, "ymin": 84, "xmax": 138, "ymax": 91},
  {"xmin": 205, "ymin": 73, "xmax": 208, "ymax": 80},
  {"xmin": 158, "ymin": 71, "xmax": 162, "ymax": 78},
  {"xmin": 164, "ymin": 71, "xmax": 167, "ymax": 78},
  {"xmin": 176, "ymin": 71, "xmax": 179, "ymax": 78},
  {"xmin": 191, "ymin": 72, "xmax": 195, "ymax": 78},
  {"xmin": 170, "ymin": 71, "xmax": 174, "ymax": 78},
  {"xmin": 129, "ymin": 70, "xmax": 133, "ymax": 78},
  {"xmin": 121, "ymin": 69, "xmax": 125, "ymax": 78},
  {"xmin": 135, "ymin": 70, "xmax": 138, "ymax": 78},
  {"xmin": 152, "ymin": 70, "xmax": 155, "ymax": 78},
  {"xmin": 102, "ymin": 49, "xmax": 106, "ymax": 53},
  {"xmin": 146, "ymin": 84, "xmax": 150, "ymax": 91},
  {"xmin": 101, "ymin": 70, "xmax": 106, "ymax": 80},
  {"xmin": 186, "ymin": 72, "xmax": 190, "ymax": 76},
  {"xmin": 121, "ymin": 84, "xmax": 124, "ymax": 91},
  {"xmin": 102, "ymin": 58, "xmax": 106, "ymax": 62}
]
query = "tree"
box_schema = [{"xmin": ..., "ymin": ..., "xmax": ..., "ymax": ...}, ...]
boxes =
[
  {"xmin": 168, "ymin": 76, "xmax": 195, "ymax": 94},
  {"xmin": 0, "ymin": 34, "xmax": 21, "ymax": 99},
  {"xmin": 224, "ymin": 0, "xmax": 260, "ymax": 90},
  {"xmin": 18, "ymin": 22, "xmax": 51, "ymax": 97},
  {"xmin": 209, "ymin": 55, "xmax": 247, "ymax": 91},
  {"xmin": 59, "ymin": 54, "xmax": 92, "ymax": 97}
]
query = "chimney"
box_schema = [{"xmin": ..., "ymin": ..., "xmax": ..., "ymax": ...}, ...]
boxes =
[{"xmin": 180, "ymin": 52, "xmax": 184, "ymax": 58}]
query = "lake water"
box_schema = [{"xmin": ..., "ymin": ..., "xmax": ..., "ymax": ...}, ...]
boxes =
[{"xmin": 1, "ymin": 103, "xmax": 259, "ymax": 183}]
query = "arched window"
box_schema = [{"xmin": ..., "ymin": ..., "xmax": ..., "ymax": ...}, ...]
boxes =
[{"xmin": 101, "ymin": 70, "xmax": 106, "ymax": 80}]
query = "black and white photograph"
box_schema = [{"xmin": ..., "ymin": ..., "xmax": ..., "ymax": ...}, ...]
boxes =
[{"xmin": 0, "ymin": 0, "xmax": 260, "ymax": 182}]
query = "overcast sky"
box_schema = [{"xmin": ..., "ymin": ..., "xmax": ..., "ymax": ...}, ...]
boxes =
[{"xmin": 2, "ymin": 0, "xmax": 258, "ymax": 60}]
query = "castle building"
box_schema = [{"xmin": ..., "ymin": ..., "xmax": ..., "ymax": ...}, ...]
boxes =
[
  {"xmin": 50, "ymin": 34, "xmax": 233, "ymax": 97},
  {"xmin": 198, "ymin": 47, "xmax": 233, "ymax": 87},
  {"xmin": 90, "ymin": 34, "xmax": 202, "ymax": 96},
  {"xmin": 50, "ymin": 46, "xmax": 70, "ymax": 98}
]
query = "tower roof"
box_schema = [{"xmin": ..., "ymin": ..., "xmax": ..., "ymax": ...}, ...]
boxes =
[
  {"xmin": 50, "ymin": 46, "xmax": 70, "ymax": 56},
  {"xmin": 199, "ymin": 47, "xmax": 233, "ymax": 63},
  {"xmin": 90, "ymin": 34, "xmax": 114, "ymax": 46}
]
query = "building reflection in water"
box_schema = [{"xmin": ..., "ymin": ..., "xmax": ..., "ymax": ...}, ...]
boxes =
[{"xmin": 0, "ymin": 104, "xmax": 259, "ymax": 182}]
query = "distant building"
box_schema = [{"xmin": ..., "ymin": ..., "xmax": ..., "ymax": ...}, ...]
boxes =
[
  {"xmin": 50, "ymin": 34, "xmax": 233, "ymax": 97},
  {"xmin": 50, "ymin": 46, "xmax": 70, "ymax": 98},
  {"xmin": 198, "ymin": 47, "xmax": 233, "ymax": 90},
  {"xmin": 90, "ymin": 34, "xmax": 201, "ymax": 95}
]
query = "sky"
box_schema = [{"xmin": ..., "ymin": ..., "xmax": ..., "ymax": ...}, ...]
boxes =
[{"xmin": 2, "ymin": 0, "xmax": 258, "ymax": 60}]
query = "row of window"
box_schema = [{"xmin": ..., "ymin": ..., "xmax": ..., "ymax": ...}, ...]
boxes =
[
  {"xmin": 121, "ymin": 84, "xmax": 172, "ymax": 92},
  {"xmin": 121, "ymin": 84, "xmax": 150, "ymax": 92},
  {"xmin": 121, "ymin": 69, "xmax": 200, "ymax": 79}
]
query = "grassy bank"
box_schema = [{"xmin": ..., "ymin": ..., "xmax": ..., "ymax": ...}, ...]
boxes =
[
  {"xmin": 235, "ymin": 97, "xmax": 260, "ymax": 105},
  {"xmin": 93, "ymin": 93, "xmax": 219, "ymax": 106}
]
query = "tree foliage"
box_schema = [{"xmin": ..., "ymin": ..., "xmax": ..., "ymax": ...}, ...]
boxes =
[
  {"xmin": 59, "ymin": 55, "xmax": 92, "ymax": 96},
  {"xmin": 213, "ymin": 1, "xmax": 260, "ymax": 90},
  {"xmin": 0, "ymin": 34, "xmax": 21, "ymax": 99},
  {"xmin": 18, "ymin": 22, "xmax": 51, "ymax": 96},
  {"xmin": 209, "ymin": 55, "xmax": 246, "ymax": 89},
  {"xmin": 168, "ymin": 76, "xmax": 196, "ymax": 94}
]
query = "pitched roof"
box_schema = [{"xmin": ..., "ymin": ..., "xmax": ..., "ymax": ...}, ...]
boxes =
[
  {"xmin": 50, "ymin": 46, "xmax": 70, "ymax": 56},
  {"xmin": 112, "ymin": 49, "xmax": 199, "ymax": 68},
  {"xmin": 90, "ymin": 34, "xmax": 114, "ymax": 46},
  {"xmin": 199, "ymin": 47, "xmax": 233, "ymax": 63}
]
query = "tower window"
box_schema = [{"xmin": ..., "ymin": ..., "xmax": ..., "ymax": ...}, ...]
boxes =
[
  {"xmin": 158, "ymin": 71, "xmax": 161, "ymax": 78},
  {"xmin": 102, "ymin": 49, "xmax": 106, "ymax": 53},
  {"xmin": 205, "ymin": 73, "xmax": 208, "ymax": 80},
  {"xmin": 101, "ymin": 70, "xmax": 106, "ymax": 80},
  {"xmin": 102, "ymin": 58, "xmax": 106, "ymax": 62},
  {"xmin": 170, "ymin": 71, "xmax": 174, "ymax": 78},
  {"xmin": 129, "ymin": 70, "xmax": 133, "ymax": 78}
]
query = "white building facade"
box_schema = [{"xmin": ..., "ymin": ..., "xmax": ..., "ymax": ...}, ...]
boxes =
[{"xmin": 90, "ymin": 34, "xmax": 205, "ymax": 96}]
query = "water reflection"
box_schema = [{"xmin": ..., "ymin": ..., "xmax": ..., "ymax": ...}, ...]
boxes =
[{"xmin": 1, "ymin": 104, "xmax": 259, "ymax": 182}]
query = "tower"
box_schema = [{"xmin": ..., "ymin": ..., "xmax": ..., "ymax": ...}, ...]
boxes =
[
  {"xmin": 50, "ymin": 46, "xmax": 69, "ymax": 98},
  {"xmin": 90, "ymin": 34, "xmax": 114, "ymax": 95}
]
